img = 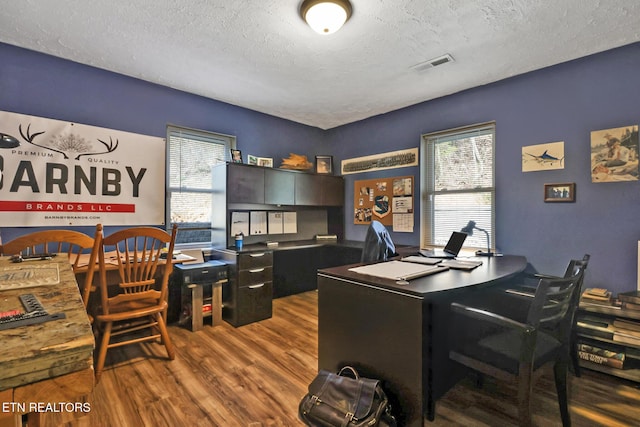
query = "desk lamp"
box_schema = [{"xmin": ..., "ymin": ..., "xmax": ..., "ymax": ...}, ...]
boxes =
[{"xmin": 461, "ymin": 220, "xmax": 494, "ymax": 257}]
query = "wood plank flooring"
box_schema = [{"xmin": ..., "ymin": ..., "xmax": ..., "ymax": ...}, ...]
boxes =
[{"xmin": 44, "ymin": 291, "xmax": 640, "ymax": 427}]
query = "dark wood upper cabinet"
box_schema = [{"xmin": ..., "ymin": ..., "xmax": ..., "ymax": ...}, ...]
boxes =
[
  {"xmin": 212, "ymin": 163, "xmax": 345, "ymax": 246},
  {"xmin": 223, "ymin": 163, "xmax": 343, "ymax": 207},
  {"xmin": 265, "ymin": 168, "xmax": 295, "ymax": 205},
  {"xmin": 320, "ymin": 175, "xmax": 345, "ymax": 206},
  {"xmin": 294, "ymin": 173, "xmax": 323, "ymax": 206},
  {"xmin": 295, "ymin": 173, "xmax": 344, "ymax": 206},
  {"xmin": 227, "ymin": 164, "xmax": 265, "ymax": 203}
]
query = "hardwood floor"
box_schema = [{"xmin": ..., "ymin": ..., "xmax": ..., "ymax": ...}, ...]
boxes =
[{"xmin": 44, "ymin": 291, "xmax": 640, "ymax": 427}]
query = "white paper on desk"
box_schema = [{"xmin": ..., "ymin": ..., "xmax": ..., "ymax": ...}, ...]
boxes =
[
  {"xmin": 283, "ymin": 212, "xmax": 297, "ymax": 234},
  {"xmin": 349, "ymin": 260, "xmax": 447, "ymax": 281},
  {"xmin": 401, "ymin": 256, "xmax": 442, "ymax": 265},
  {"xmin": 250, "ymin": 211, "xmax": 268, "ymax": 235},
  {"xmin": 441, "ymin": 259, "xmax": 483, "ymax": 270},
  {"xmin": 268, "ymin": 212, "xmax": 284, "ymax": 234},
  {"xmin": 230, "ymin": 212, "xmax": 249, "ymax": 236}
]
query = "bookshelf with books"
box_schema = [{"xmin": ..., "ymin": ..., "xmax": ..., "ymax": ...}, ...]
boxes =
[{"xmin": 578, "ymin": 290, "xmax": 640, "ymax": 383}]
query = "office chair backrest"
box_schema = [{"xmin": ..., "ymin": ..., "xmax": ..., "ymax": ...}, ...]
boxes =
[
  {"xmin": 563, "ymin": 254, "xmax": 590, "ymax": 278},
  {"xmin": 528, "ymin": 267, "xmax": 585, "ymax": 336},
  {"xmin": 562, "ymin": 254, "xmax": 590, "ymax": 324},
  {"xmin": 361, "ymin": 220, "xmax": 396, "ymax": 263}
]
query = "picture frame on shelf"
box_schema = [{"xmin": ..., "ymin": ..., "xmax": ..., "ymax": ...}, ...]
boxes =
[
  {"xmin": 257, "ymin": 157, "xmax": 273, "ymax": 167},
  {"xmin": 230, "ymin": 149, "xmax": 243, "ymax": 163},
  {"xmin": 316, "ymin": 155, "xmax": 333, "ymax": 174},
  {"xmin": 544, "ymin": 183, "xmax": 575, "ymax": 202},
  {"xmin": 248, "ymin": 154, "xmax": 258, "ymax": 165}
]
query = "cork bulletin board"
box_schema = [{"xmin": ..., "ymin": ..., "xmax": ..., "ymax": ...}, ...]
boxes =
[{"xmin": 354, "ymin": 175, "xmax": 414, "ymax": 232}]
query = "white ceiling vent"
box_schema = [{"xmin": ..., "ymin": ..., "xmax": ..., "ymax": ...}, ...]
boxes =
[{"xmin": 412, "ymin": 54, "xmax": 455, "ymax": 72}]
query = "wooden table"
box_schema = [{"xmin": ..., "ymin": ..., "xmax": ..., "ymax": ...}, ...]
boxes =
[
  {"xmin": 317, "ymin": 255, "xmax": 527, "ymax": 426},
  {"xmin": 0, "ymin": 256, "xmax": 95, "ymax": 427}
]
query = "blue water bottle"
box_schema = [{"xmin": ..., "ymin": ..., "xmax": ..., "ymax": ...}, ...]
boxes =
[{"xmin": 235, "ymin": 233, "xmax": 243, "ymax": 251}]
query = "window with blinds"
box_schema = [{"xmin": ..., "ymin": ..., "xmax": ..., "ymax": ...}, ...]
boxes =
[
  {"xmin": 166, "ymin": 125, "xmax": 236, "ymax": 245},
  {"xmin": 420, "ymin": 122, "xmax": 495, "ymax": 251}
]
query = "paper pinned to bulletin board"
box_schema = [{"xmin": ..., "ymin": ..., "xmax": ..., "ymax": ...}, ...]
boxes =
[{"xmin": 354, "ymin": 175, "xmax": 414, "ymax": 232}]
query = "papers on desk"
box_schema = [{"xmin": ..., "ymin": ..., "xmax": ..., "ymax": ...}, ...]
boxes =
[
  {"xmin": 349, "ymin": 260, "xmax": 448, "ymax": 281},
  {"xmin": 401, "ymin": 256, "xmax": 483, "ymax": 270},
  {"xmin": 440, "ymin": 259, "xmax": 483, "ymax": 270},
  {"xmin": 400, "ymin": 256, "xmax": 442, "ymax": 265}
]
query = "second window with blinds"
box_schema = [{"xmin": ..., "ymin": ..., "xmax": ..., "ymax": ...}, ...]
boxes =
[
  {"xmin": 420, "ymin": 122, "xmax": 495, "ymax": 252},
  {"xmin": 166, "ymin": 125, "xmax": 236, "ymax": 246}
]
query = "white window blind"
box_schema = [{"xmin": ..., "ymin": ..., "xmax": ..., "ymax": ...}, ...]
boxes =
[
  {"xmin": 421, "ymin": 123, "xmax": 495, "ymax": 251},
  {"xmin": 166, "ymin": 125, "xmax": 235, "ymax": 245}
]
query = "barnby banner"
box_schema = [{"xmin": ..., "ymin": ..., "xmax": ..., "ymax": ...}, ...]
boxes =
[{"xmin": 0, "ymin": 111, "xmax": 165, "ymax": 226}]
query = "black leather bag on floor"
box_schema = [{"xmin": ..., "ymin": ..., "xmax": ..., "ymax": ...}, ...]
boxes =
[{"xmin": 298, "ymin": 366, "xmax": 396, "ymax": 427}]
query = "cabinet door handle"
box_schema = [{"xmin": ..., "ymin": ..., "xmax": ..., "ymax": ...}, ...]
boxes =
[
  {"xmin": 250, "ymin": 253, "xmax": 266, "ymax": 258},
  {"xmin": 249, "ymin": 268, "xmax": 265, "ymax": 273},
  {"xmin": 249, "ymin": 283, "xmax": 265, "ymax": 289}
]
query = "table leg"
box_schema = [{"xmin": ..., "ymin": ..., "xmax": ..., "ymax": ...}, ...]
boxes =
[
  {"xmin": 212, "ymin": 281, "xmax": 223, "ymax": 326},
  {"xmin": 189, "ymin": 284, "xmax": 204, "ymax": 332}
]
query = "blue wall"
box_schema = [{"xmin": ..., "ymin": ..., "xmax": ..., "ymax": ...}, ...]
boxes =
[
  {"xmin": 2, "ymin": 41, "xmax": 640, "ymax": 294},
  {"xmin": 0, "ymin": 43, "xmax": 325, "ymax": 152},
  {"xmin": 0, "ymin": 42, "xmax": 324, "ymax": 238},
  {"xmin": 328, "ymin": 42, "xmax": 640, "ymax": 294}
]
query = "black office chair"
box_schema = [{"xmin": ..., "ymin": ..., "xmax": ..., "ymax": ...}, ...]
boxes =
[
  {"xmin": 448, "ymin": 268, "xmax": 585, "ymax": 427},
  {"xmin": 504, "ymin": 254, "xmax": 590, "ymax": 377},
  {"xmin": 361, "ymin": 220, "xmax": 397, "ymax": 263}
]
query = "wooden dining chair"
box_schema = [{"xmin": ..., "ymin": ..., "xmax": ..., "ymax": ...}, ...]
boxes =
[
  {"xmin": 0, "ymin": 225, "xmax": 103, "ymax": 314},
  {"xmin": 93, "ymin": 224, "xmax": 178, "ymax": 382},
  {"xmin": 449, "ymin": 268, "xmax": 585, "ymax": 426}
]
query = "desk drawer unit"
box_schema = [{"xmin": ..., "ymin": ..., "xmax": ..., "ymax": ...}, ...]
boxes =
[
  {"xmin": 238, "ymin": 251, "xmax": 273, "ymax": 270},
  {"xmin": 238, "ymin": 266, "xmax": 272, "ymax": 286},
  {"xmin": 218, "ymin": 250, "xmax": 273, "ymax": 327}
]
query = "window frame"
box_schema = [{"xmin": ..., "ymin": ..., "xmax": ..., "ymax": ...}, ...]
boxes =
[
  {"xmin": 420, "ymin": 122, "xmax": 496, "ymax": 251},
  {"xmin": 165, "ymin": 125, "xmax": 236, "ymax": 247}
]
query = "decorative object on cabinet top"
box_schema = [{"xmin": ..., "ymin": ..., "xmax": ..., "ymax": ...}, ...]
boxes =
[
  {"xmin": 315, "ymin": 155, "xmax": 333, "ymax": 174},
  {"xmin": 248, "ymin": 155, "xmax": 273, "ymax": 167},
  {"xmin": 280, "ymin": 153, "xmax": 313, "ymax": 170},
  {"xmin": 231, "ymin": 148, "xmax": 243, "ymax": 163}
]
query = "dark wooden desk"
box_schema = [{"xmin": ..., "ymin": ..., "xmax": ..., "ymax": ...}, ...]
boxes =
[
  {"xmin": 317, "ymin": 255, "xmax": 527, "ymax": 427},
  {"xmin": 0, "ymin": 256, "xmax": 95, "ymax": 427}
]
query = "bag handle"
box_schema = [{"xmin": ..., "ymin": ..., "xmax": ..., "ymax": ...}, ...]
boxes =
[{"xmin": 337, "ymin": 365, "xmax": 360, "ymax": 379}]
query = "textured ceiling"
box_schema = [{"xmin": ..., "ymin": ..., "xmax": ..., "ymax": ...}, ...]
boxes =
[{"xmin": 1, "ymin": 0, "xmax": 640, "ymax": 129}]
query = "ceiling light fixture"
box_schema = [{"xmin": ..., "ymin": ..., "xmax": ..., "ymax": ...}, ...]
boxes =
[{"xmin": 300, "ymin": 0, "xmax": 352, "ymax": 35}]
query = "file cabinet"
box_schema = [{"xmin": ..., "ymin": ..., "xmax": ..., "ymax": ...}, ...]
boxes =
[{"xmin": 214, "ymin": 249, "xmax": 273, "ymax": 327}]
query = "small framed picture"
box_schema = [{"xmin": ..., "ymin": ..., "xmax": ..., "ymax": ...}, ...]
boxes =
[
  {"xmin": 257, "ymin": 157, "xmax": 273, "ymax": 167},
  {"xmin": 544, "ymin": 183, "xmax": 575, "ymax": 202},
  {"xmin": 230, "ymin": 149, "xmax": 243, "ymax": 163},
  {"xmin": 247, "ymin": 154, "xmax": 258, "ymax": 165},
  {"xmin": 316, "ymin": 155, "xmax": 333, "ymax": 174}
]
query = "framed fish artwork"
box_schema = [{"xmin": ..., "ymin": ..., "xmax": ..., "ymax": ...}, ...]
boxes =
[{"xmin": 522, "ymin": 141, "xmax": 565, "ymax": 172}]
